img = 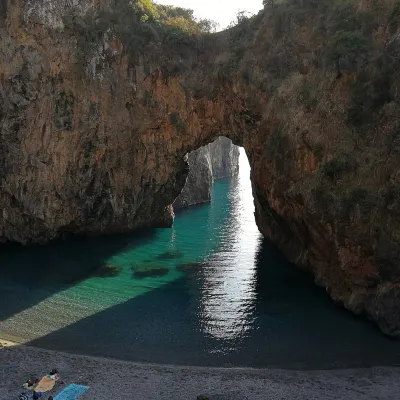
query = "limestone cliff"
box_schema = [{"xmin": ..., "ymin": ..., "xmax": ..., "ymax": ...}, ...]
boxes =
[
  {"xmin": 173, "ymin": 137, "xmax": 239, "ymax": 208},
  {"xmin": 1, "ymin": 0, "xmax": 400, "ymax": 337},
  {"xmin": 208, "ymin": 137, "xmax": 239, "ymax": 180}
]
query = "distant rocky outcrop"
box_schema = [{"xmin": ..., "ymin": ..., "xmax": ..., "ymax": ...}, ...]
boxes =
[{"xmin": 173, "ymin": 137, "xmax": 239, "ymax": 209}]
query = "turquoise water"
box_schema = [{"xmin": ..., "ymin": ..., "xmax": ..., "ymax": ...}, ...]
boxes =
[{"xmin": 1, "ymin": 150, "xmax": 400, "ymax": 368}]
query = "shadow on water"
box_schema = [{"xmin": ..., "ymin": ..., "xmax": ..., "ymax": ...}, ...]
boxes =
[
  {"xmin": 250, "ymin": 239, "xmax": 400, "ymax": 369},
  {"xmin": 18, "ymin": 238, "xmax": 400, "ymax": 370},
  {"xmin": 0, "ymin": 230, "xmax": 157, "ymax": 322},
  {"xmin": 2, "ymin": 148, "xmax": 400, "ymax": 369}
]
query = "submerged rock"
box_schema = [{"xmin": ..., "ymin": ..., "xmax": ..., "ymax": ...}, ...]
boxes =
[
  {"xmin": 91, "ymin": 264, "xmax": 122, "ymax": 278},
  {"xmin": 156, "ymin": 250, "xmax": 184, "ymax": 260},
  {"xmin": 176, "ymin": 261, "xmax": 202, "ymax": 273},
  {"xmin": 63, "ymin": 263, "xmax": 121, "ymax": 284},
  {"xmin": 132, "ymin": 264, "xmax": 169, "ymax": 279}
]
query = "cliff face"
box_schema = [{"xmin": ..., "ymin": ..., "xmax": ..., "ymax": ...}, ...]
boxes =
[
  {"xmin": 0, "ymin": 0, "xmax": 189, "ymax": 243},
  {"xmin": 208, "ymin": 136, "xmax": 239, "ymax": 180},
  {"xmin": 1, "ymin": 0, "xmax": 400, "ymax": 337},
  {"xmin": 173, "ymin": 137, "xmax": 239, "ymax": 208}
]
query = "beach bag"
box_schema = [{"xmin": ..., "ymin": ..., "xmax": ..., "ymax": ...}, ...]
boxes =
[{"xmin": 19, "ymin": 394, "xmax": 30, "ymax": 400}]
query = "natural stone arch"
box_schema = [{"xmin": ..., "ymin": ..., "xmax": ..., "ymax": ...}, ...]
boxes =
[{"xmin": 1, "ymin": 0, "xmax": 400, "ymax": 338}]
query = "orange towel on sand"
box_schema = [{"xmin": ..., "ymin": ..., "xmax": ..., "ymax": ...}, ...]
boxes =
[{"xmin": 35, "ymin": 376, "xmax": 56, "ymax": 393}]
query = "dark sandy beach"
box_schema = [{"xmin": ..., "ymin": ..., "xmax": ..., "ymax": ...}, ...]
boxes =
[{"xmin": 1, "ymin": 339, "xmax": 399, "ymax": 399}]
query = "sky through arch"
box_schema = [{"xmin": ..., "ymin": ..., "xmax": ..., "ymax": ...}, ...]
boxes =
[{"xmin": 155, "ymin": 0, "xmax": 263, "ymax": 31}]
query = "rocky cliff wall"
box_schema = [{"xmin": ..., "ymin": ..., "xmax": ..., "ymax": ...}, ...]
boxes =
[
  {"xmin": 173, "ymin": 137, "xmax": 239, "ymax": 208},
  {"xmin": 208, "ymin": 136, "xmax": 240, "ymax": 180},
  {"xmin": 1, "ymin": 0, "xmax": 400, "ymax": 337}
]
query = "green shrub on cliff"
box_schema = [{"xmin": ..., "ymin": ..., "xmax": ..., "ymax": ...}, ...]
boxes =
[
  {"xmin": 312, "ymin": 180, "xmax": 335, "ymax": 214},
  {"xmin": 345, "ymin": 55, "xmax": 395, "ymax": 128},
  {"xmin": 169, "ymin": 111, "xmax": 187, "ymax": 134},
  {"xmin": 297, "ymin": 81, "xmax": 318, "ymax": 112},
  {"xmin": 266, "ymin": 130, "xmax": 288, "ymax": 174},
  {"xmin": 64, "ymin": 0, "xmax": 217, "ymax": 68},
  {"xmin": 312, "ymin": 143, "xmax": 324, "ymax": 160},
  {"xmin": 267, "ymin": 130, "xmax": 284, "ymax": 159},
  {"xmin": 389, "ymin": 0, "xmax": 400, "ymax": 34},
  {"xmin": 328, "ymin": 31, "xmax": 371, "ymax": 62},
  {"xmin": 214, "ymin": 59, "xmax": 237, "ymax": 82},
  {"xmin": 385, "ymin": 184, "xmax": 400, "ymax": 209},
  {"xmin": 320, "ymin": 151, "xmax": 356, "ymax": 181},
  {"xmin": 327, "ymin": 30, "xmax": 373, "ymax": 76},
  {"xmin": 340, "ymin": 188, "xmax": 376, "ymax": 217}
]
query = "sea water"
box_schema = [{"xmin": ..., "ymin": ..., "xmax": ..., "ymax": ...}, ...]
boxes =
[{"xmin": 0, "ymin": 149, "xmax": 399, "ymax": 368}]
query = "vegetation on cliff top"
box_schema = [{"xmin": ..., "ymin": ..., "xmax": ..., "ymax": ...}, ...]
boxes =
[{"xmin": 63, "ymin": 0, "xmax": 217, "ymax": 66}]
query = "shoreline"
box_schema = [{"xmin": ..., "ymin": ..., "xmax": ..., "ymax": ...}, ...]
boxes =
[{"xmin": 1, "ymin": 339, "xmax": 400, "ymax": 399}]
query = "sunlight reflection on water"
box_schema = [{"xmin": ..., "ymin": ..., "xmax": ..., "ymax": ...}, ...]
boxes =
[{"xmin": 199, "ymin": 149, "xmax": 262, "ymax": 343}]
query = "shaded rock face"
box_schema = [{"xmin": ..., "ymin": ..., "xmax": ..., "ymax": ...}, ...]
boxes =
[
  {"xmin": 173, "ymin": 150, "xmax": 212, "ymax": 209},
  {"xmin": 2, "ymin": 0, "xmax": 400, "ymax": 337},
  {"xmin": 173, "ymin": 137, "xmax": 239, "ymax": 209},
  {"xmin": 208, "ymin": 137, "xmax": 240, "ymax": 180}
]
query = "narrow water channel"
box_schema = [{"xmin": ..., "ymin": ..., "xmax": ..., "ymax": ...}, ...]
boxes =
[{"xmin": 0, "ymin": 149, "xmax": 399, "ymax": 368}]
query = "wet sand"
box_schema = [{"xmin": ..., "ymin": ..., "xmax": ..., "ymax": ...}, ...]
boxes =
[{"xmin": 1, "ymin": 339, "xmax": 399, "ymax": 399}]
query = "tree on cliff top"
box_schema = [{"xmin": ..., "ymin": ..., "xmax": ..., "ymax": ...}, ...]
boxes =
[
  {"xmin": 64, "ymin": 0, "xmax": 217, "ymax": 66},
  {"xmin": 135, "ymin": 0, "xmax": 218, "ymax": 34}
]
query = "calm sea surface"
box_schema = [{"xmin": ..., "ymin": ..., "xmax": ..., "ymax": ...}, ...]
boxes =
[{"xmin": 1, "ymin": 149, "xmax": 400, "ymax": 368}]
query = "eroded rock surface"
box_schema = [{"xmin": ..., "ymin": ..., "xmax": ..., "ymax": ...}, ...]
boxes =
[
  {"xmin": 173, "ymin": 137, "xmax": 239, "ymax": 208},
  {"xmin": 1, "ymin": 0, "xmax": 400, "ymax": 337}
]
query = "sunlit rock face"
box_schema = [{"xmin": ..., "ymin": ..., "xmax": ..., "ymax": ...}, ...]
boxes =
[
  {"xmin": 173, "ymin": 137, "xmax": 239, "ymax": 209},
  {"xmin": 2, "ymin": 0, "xmax": 400, "ymax": 337}
]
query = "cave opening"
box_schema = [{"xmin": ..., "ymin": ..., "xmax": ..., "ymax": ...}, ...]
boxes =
[
  {"xmin": 168, "ymin": 135, "xmax": 265, "ymax": 342},
  {"xmin": 173, "ymin": 136, "xmax": 251, "ymax": 212}
]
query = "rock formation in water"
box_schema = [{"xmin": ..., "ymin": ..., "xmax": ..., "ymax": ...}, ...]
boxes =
[
  {"xmin": 1, "ymin": 0, "xmax": 400, "ymax": 337},
  {"xmin": 173, "ymin": 137, "xmax": 239, "ymax": 208}
]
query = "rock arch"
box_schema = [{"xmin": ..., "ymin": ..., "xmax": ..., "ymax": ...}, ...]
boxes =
[{"xmin": 1, "ymin": 0, "xmax": 400, "ymax": 337}]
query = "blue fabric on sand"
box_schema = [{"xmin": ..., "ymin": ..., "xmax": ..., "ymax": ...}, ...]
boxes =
[{"xmin": 54, "ymin": 384, "xmax": 89, "ymax": 400}]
